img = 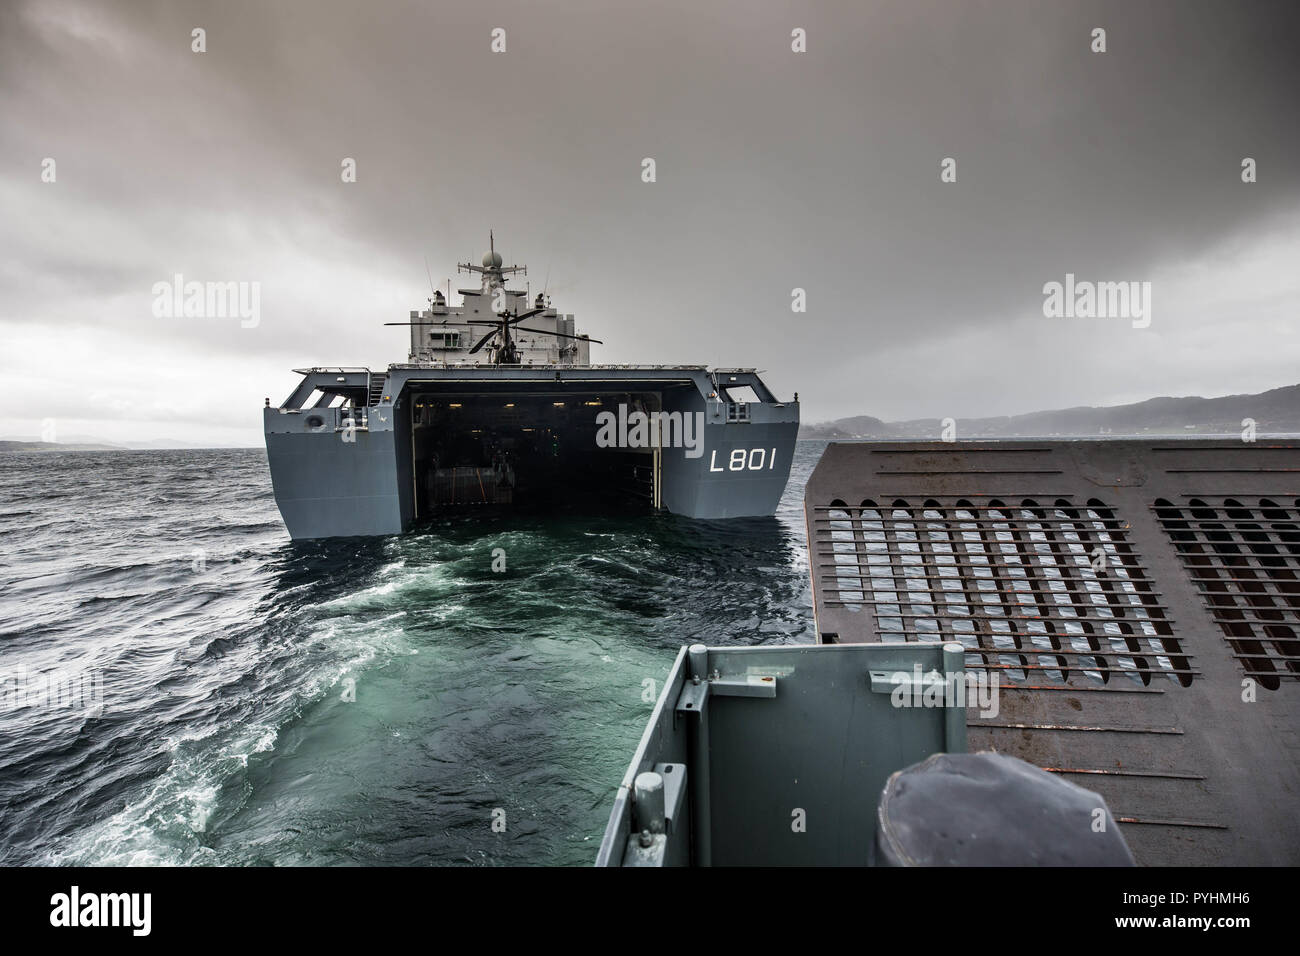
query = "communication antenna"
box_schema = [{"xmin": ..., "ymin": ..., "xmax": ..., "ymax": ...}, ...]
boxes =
[{"xmin": 423, "ymin": 255, "xmax": 437, "ymax": 307}]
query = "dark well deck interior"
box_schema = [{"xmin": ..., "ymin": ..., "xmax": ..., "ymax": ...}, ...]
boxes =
[
  {"xmin": 406, "ymin": 385, "xmax": 671, "ymax": 513},
  {"xmin": 804, "ymin": 439, "xmax": 1300, "ymax": 865}
]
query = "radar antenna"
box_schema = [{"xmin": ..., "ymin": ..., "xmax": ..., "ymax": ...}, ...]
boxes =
[
  {"xmin": 423, "ymin": 255, "xmax": 438, "ymax": 309},
  {"xmin": 457, "ymin": 230, "xmax": 526, "ymax": 288}
]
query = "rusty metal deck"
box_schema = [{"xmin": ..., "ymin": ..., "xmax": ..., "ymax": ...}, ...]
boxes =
[{"xmin": 804, "ymin": 439, "xmax": 1300, "ymax": 865}]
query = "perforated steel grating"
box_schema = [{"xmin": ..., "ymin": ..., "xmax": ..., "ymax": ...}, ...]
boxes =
[
  {"xmin": 1153, "ymin": 496, "xmax": 1300, "ymax": 687},
  {"xmin": 815, "ymin": 496, "xmax": 1192, "ymax": 686},
  {"xmin": 804, "ymin": 440, "xmax": 1300, "ymax": 865}
]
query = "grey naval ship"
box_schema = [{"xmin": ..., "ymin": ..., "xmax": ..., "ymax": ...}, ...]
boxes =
[{"xmin": 263, "ymin": 237, "xmax": 799, "ymax": 540}]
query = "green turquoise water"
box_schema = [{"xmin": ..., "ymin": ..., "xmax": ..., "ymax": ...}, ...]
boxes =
[{"xmin": 0, "ymin": 442, "xmax": 821, "ymax": 865}]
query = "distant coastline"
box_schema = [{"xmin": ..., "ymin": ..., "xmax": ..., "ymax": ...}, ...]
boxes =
[
  {"xmin": 800, "ymin": 383, "xmax": 1300, "ymax": 440},
  {"xmin": 0, "ymin": 441, "xmax": 257, "ymax": 453},
  {"xmin": 0, "ymin": 441, "xmax": 122, "ymax": 453},
  {"xmin": 7, "ymin": 383, "xmax": 1298, "ymax": 451}
]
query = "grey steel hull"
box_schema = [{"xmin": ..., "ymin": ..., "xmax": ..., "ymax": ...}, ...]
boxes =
[
  {"xmin": 264, "ymin": 425, "xmax": 405, "ymax": 539},
  {"xmin": 264, "ymin": 366, "xmax": 798, "ymax": 540}
]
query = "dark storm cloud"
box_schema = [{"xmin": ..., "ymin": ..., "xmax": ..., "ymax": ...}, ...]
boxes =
[{"xmin": 2, "ymin": 0, "xmax": 1298, "ymax": 441}]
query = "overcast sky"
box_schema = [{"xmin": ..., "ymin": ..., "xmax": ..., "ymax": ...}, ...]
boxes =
[{"xmin": 3, "ymin": 0, "xmax": 1298, "ymax": 446}]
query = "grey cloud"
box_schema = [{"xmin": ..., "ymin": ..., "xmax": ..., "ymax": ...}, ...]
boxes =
[{"xmin": 2, "ymin": 0, "xmax": 1297, "ymax": 442}]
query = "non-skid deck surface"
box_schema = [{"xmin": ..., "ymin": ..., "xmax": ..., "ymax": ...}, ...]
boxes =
[{"xmin": 805, "ymin": 440, "xmax": 1300, "ymax": 864}]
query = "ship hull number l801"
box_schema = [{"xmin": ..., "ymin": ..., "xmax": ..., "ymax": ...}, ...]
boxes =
[{"xmin": 709, "ymin": 448, "xmax": 777, "ymax": 472}]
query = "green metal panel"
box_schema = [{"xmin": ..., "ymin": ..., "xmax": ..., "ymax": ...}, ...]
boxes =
[{"xmin": 596, "ymin": 641, "xmax": 967, "ymax": 866}]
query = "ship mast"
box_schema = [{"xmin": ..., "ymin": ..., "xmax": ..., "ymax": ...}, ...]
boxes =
[
  {"xmin": 457, "ymin": 231, "xmax": 530, "ymax": 363},
  {"xmin": 458, "ymin": 230, "xmax": 526, "ymax": 296}
]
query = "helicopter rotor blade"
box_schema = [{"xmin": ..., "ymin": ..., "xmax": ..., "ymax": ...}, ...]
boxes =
[
  {"xmin": 500, "ymin": 307, "xmax": 545, "ymax": 326},
  {"xmin": 510, "ymin": 325, "xmax": 603, "ymax": 345},
  {"xmin": 468, "ymin": 327, "xmax": 501, "ymax": 354}
]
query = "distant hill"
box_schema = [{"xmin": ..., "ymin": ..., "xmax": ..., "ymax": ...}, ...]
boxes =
[
  {"xmin": 0, "ymin": 440, "xmax": 122, "ymax": 453},
  {"xmin": 800, "ymin": 384, "xmax": 1300, "ymax": 439},
  {"xmin": 0, "ymin": 438, "xmax": 248, "ymax": 452}
]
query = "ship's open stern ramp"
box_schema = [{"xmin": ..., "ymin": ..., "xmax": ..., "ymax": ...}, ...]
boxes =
[{"xmin": 805, "ymin": 439, "xmax": 1300, "ymax": 865}]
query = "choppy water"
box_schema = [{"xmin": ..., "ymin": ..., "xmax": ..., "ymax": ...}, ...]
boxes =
[{"xmin": 0, "ymin": 442, "xmax": 821, "ymax": 865}]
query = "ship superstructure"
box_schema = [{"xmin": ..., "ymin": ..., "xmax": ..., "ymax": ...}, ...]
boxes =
[{"xmin": 401, "ymin": 233, "xmax": 594, "ymax": 368}]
